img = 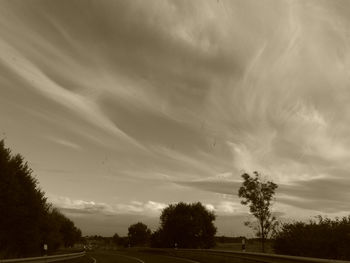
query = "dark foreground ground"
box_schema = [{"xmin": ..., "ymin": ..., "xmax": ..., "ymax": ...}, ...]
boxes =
[
  {"xmin": 67, "ymin": 244, "xmax": 270, "ymax": 263},
  {"xmin": 67, "ymin": 242, "xmax": 274, "ymax": 263},
  {"xmin": 84, "ymin": 250, "xmax": 199, "ymax": 263}
]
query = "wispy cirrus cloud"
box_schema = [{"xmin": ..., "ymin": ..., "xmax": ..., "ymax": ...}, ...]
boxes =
[
  {"xmin": 46, "ymin": 136, "xmax": 81, "ymax": 150},
  {"xmin": 49, "ymin": 196, "xmax": 167, "ymax": 216},
  {"xmin": 2, "ymin": 0, "xmax": 350, "ymax": 235}
]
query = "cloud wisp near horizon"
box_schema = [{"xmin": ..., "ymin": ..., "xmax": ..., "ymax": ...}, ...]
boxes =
[{"xmin": 2, "ymin": 0, "xmax": 350, "ymax": 236}]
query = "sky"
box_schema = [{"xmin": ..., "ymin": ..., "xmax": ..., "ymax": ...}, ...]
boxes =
[{"xmin": 1, "ymin": 0, "xmax": 350, "ymax": 237}]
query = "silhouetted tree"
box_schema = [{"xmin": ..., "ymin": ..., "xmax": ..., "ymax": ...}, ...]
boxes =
[
  {"xmin": 274, "ymin": 216, "xmax": 350, "ymax": 260},
  {"xmin": 58, "ymin": 212, "xmax": 81, "ymax": 247},
  {"xmin": 118, "ymin": 236, "xmax": 130, "ymax": 248},
  {"xmin": 153, "ymin": 202, "xmax": 217, "ymax": 248},
  {"xmin": 0, "ymin": 140, "xmax": 81, "ymax": 258},
  {"xmin": 128, "ymin": 222, "xmax": 151, "ymax": 246},
  {"xmin": 42, "ymin": 208, "xmax": 81, "ymax": 251},
  {"xmin": 42, "ymin": 206, "xmax": 63, "ymax": 252},
  {"xmin": 112, "ymin": 233, "xmax": 120, "ymax": 246},
  {"xmin": 0, "ymin": 140, "xmax": 49, "ymax": 257},
  {"xmin": 238, "ymin": 171, "xmax": 278, "ymax": 252},
  {"xmin": 150, "ymin": 229, "xmax": 165, "ymax": 248}
]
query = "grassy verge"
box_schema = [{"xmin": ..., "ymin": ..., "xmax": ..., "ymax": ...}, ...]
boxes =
[{"xmin": 214, "ymin": 240, "xmax": 274, "ymax": 253}]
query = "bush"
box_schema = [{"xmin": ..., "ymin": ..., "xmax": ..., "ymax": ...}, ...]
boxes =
[{"xmin": 273, "ymin": 216, "xmax": 350, "ymax": 260}]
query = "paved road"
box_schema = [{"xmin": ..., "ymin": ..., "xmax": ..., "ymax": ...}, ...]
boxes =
[{"xmin": 88, "ymin": 250, "xmax": 200, "ymax": 263}]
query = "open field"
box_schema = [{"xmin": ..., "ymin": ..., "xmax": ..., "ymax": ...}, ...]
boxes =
[{"xmin": 214, "ymin": 240, "xmax": 274, "ymax": 253}]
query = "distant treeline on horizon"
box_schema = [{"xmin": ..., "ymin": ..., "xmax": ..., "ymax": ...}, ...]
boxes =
[{"xmin": 84, "ymin": 235, "xmax": 261, "ymax": 243}]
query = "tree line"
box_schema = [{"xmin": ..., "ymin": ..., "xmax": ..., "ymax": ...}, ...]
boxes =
[
  {"xmin": 0, "ymin": 140, "xmax": 81, "ymax": 259},
  {"xmin": 111, "ymin": 202, "xmax": 217, "ymax": 249},
  {"xmin": 238, "ymin": 171, "xmax": 350, "ymax": 260},
  {"xmin": 3, "ymin": 137, "xmax": 349, "ymax": 261},
  {"xmin": 273, "ymin": 216, "xmax": 350, "ymax": 260},
  {"xmin": 111, "ymin": 172, "xmax": 271, "ymax": 250},
  {"xmin": 114, "ymin": 172, "xmax": 350, "ymax": 261}
]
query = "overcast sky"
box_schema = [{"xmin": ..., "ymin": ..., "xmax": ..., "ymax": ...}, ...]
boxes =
[{"xmin": 1, "ymin": 0, "xmax": 350, "ymax": 236}]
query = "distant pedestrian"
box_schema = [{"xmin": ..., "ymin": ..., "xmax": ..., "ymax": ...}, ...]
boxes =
[{"xmin": 242, "ymin": 238, "xmax": 246, "ymax": 252}]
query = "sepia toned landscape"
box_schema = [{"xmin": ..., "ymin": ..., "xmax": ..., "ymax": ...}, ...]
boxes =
[{"xmin": 1, "ymin": 1, "xmax": 350, "ymax": 262}]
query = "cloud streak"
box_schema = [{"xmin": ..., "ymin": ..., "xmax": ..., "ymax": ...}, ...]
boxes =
[
  {"xmin": 49, "ymin": 196, "xmax": 167, "ymax": 216},
  {"xmin": 1, "ymin": 0, "xmax": 350, "ymax": 235}
]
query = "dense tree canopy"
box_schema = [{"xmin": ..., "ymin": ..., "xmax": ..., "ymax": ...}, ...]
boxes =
[
  {"xmin": 0, "ymin": 140, "xmax": 81, "ymax": 258},
  {"xmin": 274, "ymin": 216, "xmax": 350, "ymax": 260},
  {"xmin": 152, "ymin": 202, "xmax": 217, "ymax": 248},
  {"xmin": 112, "ymin": 233, "xmax": 120, "ymax": 245},
  {"xmin": 128, "ymin": 222, "xmax": 151, "ymax": 246},
  {"xmin": 238, "ymin": 171, "xmax": 278, "ymax": 252}
]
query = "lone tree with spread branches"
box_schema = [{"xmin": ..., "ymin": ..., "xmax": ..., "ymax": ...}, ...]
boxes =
[{"xmin": 238, "ymin": 171, "xmax": 278, "ymax": 252}]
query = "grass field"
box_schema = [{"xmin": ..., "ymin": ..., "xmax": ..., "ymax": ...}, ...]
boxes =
[{"xmin": 214, "ymin": 240, "xmax": 274, "ymax": 253}]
